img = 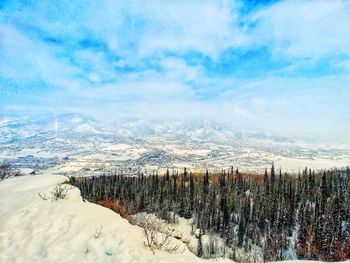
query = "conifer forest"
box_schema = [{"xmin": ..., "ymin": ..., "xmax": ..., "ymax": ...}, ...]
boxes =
[{"xmin": 71, "ymin": 166, "xmax": 350, "ymax": 262}]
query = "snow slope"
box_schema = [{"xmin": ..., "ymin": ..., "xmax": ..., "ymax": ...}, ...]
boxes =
[
  {"xmin": 0, "ymin": 175, "xmax": 349, "ymax": 263},
  {"xmin": 0, "ymin": 174, "xmax": 220, "ymax": 263}
]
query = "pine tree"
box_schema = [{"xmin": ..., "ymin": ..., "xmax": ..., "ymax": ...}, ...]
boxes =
[
  {"xmin": 71, "ymin": 168, "xmax": 350, "ymax": 262},
  {"xmin": 197, "ymin": 229, "xmax": 203, "ymax": 257},
  {"xmin": 271, "ymin": 162, "xmax": 275, "ymax": 184}
]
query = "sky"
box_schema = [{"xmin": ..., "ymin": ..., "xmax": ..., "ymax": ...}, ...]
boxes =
[{"xmin": 0, "ymin": 0, "xmax": 349, "ymax": 143}]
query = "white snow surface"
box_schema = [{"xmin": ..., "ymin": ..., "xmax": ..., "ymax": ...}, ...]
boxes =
[
  {"xmin": 0, "ymin": 174, "xmax": 228, "ymax": 263},
  {"xmin": 0, "ymin": 174, "xmax": 349, "ymax": 263}
]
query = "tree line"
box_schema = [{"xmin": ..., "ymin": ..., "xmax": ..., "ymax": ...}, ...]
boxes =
[{"xmin": 70, "ymin": 165, "xmax": 350, "ymax": 262}]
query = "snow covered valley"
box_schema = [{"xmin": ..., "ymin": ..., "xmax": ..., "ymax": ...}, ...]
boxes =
[{"xmin": 1, "ymin": 114, "xmax": 349, "ymax": 177}]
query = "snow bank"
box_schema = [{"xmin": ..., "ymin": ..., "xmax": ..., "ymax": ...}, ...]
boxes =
[{"xmin": 0, "ymin": 174, "xmax": 216, "ymax": 263}]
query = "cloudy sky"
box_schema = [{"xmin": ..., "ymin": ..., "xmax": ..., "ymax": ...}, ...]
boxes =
[{"xmin": 0, "ymin": 0, "xmax": 349, "ymax": 142}]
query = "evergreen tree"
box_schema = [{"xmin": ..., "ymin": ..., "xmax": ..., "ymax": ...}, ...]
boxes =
[{"xmin": 197, "ymin": 229, "xmax": 203, "ymax": 257}]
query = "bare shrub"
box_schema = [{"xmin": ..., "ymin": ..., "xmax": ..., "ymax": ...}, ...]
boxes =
[
  {"xmin": 38, "ymin": 192, "xmax": 49, "ymax": 200},
  {"xmin": 98, "ymin": 199, "xmax": 131, "ymax": 218},
  {"xmin": 130, "ymin": 214, "xmax": 180, "ymax": 253},
  {"xmin": 38, "ymin": 183, "xmax": 74, "ymax": 202},
  {"xmin": 51, "ymin": 183, "xmax": 74, "ymax": 200}
]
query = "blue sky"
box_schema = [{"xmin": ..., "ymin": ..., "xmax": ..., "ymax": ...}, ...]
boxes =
[{"xmin": 0, "ymin": 0, "xmax": 349, "ymax": 142}]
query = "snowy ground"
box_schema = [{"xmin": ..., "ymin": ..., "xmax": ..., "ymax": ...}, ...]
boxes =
[
  {"xmin": 0, "ymin": 174, "xmax": 349, "ymax": 263},
  {"xmin": 0, "ymin": 174, "xmax": 229, "ymax": 263}
]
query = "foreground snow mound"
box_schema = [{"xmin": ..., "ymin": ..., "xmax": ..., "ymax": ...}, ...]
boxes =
[{"xmin": 0, "ymin": 174, "xmax": 217, "ymax": 263}]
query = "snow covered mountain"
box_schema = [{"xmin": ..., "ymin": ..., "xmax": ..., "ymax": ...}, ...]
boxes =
[
  {"xmin": 0, "ymin": 114, "xmax": 106, "ymax": 143},
  {"xmin": 0, "ymin": 113, "xmax": 294, "ymax": 145},
  {"xmin": 110, "ymin": 118, "xmax": 293, "ymax": 145}
]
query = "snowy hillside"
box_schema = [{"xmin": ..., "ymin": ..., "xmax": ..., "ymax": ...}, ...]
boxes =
[
  {"xmin": 0, "ymin": 174, "xmax": 225, "ymax": 263},
  {"xmin": 0, "ymin": 174, "xmax": 348, "ymax": 263}
]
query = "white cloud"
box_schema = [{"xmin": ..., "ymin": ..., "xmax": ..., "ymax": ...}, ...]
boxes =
[
  {"xmin": 135, "ymin": 1, "xmax": 244, "ymax": 59},
  {"xmin": 250, "ymin": 0, "xmax": 350, "ymax": 58},
  {"xmin": 0, "ymin": 23, "xmax": 84, "ymax": 90},
  {"xmin": 1, "ymin": 0, "xmax": 349, "ymax": 142},
  {"xmin": 3, "ymin": 0, "xmax": 244, "ymax": 59},
  {"xmin": 158, "ymin": 57, "xmax": 202, "ymax": 82}
]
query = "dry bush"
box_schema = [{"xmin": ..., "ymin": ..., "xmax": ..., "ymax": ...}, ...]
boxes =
[
  {"xmin": 38, "ymin": 192, "xmax": 50, "ymax": 200},
  {"xmin": 130, "ymin": 214, "xmax": 180, "ymax": 253},
  {"xmin": 97, "ymin": 199, "xmax": 131, "ymax": 218},
  {"xmin": 38, "ymin": 183, "xmax": 74, "ymax": 201},
  {"xmin": 51, "ymin": 183, "xmax": 74, "ymax": 200},
  {"xmin": 235, "ymin": 249, "xmax": 264, "ymax": 263},
  {"xmin": 337, "ymin": 242, "xmax": 350, "ymax": 261}
]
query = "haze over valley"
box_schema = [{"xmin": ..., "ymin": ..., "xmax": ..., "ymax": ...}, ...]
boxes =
[{"xmin": 1, "ymin": 114, "xmax": 348, "ymax": 176}]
